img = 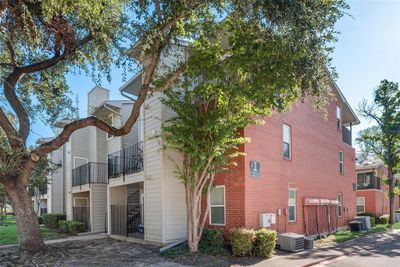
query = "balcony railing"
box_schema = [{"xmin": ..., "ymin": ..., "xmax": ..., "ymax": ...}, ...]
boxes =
[
  {"xmin": 356, "ymin": 176, "xmax": 381, "ymax": 190},
  {"xmin": 342, "ymin": 126, "xmax": 352, "ymax": 146},
  {"xmin": 72, "ymin": 162, "xmax": 108, "ymax": 187},
  {"xmin": 108, "ymin": 141, "xmax": 144, "ymax": 179}
]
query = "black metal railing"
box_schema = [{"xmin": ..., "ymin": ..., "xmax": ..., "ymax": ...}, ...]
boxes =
[
  {"xmin": 108, "ymin": 141, "xmax": 144, "ymax": 179},
  {"xmin": 72, "ymin": 162, "xmax": 108, "ymax": 187},
  {"xmin": 357, "ymin": 175, "xmax": 381, "ymax": 190},
  {"xmin": 110, "ymin": 203, "xmax": 144, "ymax": 239},
  {"xmin": 342, "ymin": 126, "xmax": 352, "ymax": 146},
  {"xmin": 73, "ymin": 206, "xmax": 90, "ymax": 231}
]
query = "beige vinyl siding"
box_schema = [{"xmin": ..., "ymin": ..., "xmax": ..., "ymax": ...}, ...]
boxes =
[
  {"xmin": 90, "ymin": 184, "xmax": 107, "ymax": 232},
  {"xmin": 161, "ymin": 99, "xmax": 187, "ymax": 242},
  {"xmin": 121, "ymin": 103, "xmax": 140, "ymax": 147},
  {"xmin": 143, "ymin": 93, "xmax": 164, "ymax": 242},
  {"xmin": 64, "ymin": 141, "xmax": 73, "ymax": 220},
  {"xmin": 87, "ymin": 86, "xmax": 109, "ymax": 115},
  {"xmin": 48, "ymin": 148, "xmax": 64, "ymax": 213}
]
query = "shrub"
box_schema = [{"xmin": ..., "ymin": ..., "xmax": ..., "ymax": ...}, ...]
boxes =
[
  {"xmin": 58, "ymin": 220, "xmax": 86, "ymax": 234},
  {"xmin": 230, "ymin": 228, "xmax": 255, "ymax": 257},
  {"xmin": 37, "ymin": 216, "xmax": 43, "ymax": 225},
  {"xmin": 253, "ymin": 229, "xmax": 277, "ymax": 258},
  {"xmin": 376, "ymin": 215, "xmax": 389, "ymax": 225},
  {"xmin": 68, "ymin": 221, "xmax": 86, "ymax": 233},
  {"xmin": 369, "ymin": 216, "xmax": 376, "ymax": 227},
  {"xmin": 199, "ymin": 228, "xmax": 225, "ymax": 255},
  {"xmin": 42, "ymin": 213, "xmax": 66, "ymax": 229},
  {"xmin": 58, "ymin": 220, "xmax": 69, "ymax": 233}
]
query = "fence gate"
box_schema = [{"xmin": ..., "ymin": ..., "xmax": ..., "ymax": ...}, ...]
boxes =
[
  {"xmin": 110, "ymin": 204, "xmax": 143, "ymax": 239},
  {"xmin": 303, "ymin": 198, "xmax": 338, "ymax": 237},
  {"xmin": 73, "ymin": 206, "xmax": 90, "ymax": 231}
]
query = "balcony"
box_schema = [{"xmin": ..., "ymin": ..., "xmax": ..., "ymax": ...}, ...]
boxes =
[
  {"xmin": 356, "ymin": 173, "xmax": 381, "ymax": 190},
  {"xmin": 72, "ymin": 162, "xmax": 108, "ymax": 187},
  {"xmin": 342, "ymin": 126, "xmax": 352, "ymax": 146},
  {"xmin": 108, "ymin": 141, "xmax": 144, "ymax": 179}
]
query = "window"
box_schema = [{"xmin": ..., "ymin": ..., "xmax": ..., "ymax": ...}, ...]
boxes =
[
  {"xmin": 209, "ymin": 186, "xmax": 225, "ymax": 225},
  {"xmin": 339, "ymin": 151, "xmax": 343, "ymax": 174},
  {"xmin": 288, "ymin": 189, "xmax": 296, "ymax": 222},
  {"xmin": 338, "ymin": 193, "xmax": 343, "ymax": 217},
  {"xmin": 283, "ymin": 124, "xmax": 291, "ymax": 159},
  {"xmin": 356, "ymin": 197, "xmax": 365, "ymax": 213},
  {"xmin": 336, "ymin": 106, "xmax": 341, "ymax": 130}
]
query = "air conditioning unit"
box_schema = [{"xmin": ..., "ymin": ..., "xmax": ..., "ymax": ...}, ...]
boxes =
[
  {"xmin": 278, "ymin": 233, "xmax": 304, "ymax": 252},
  {"xmin": 354, "ymin": 216, "xmax": 371, "ymax": 230}
]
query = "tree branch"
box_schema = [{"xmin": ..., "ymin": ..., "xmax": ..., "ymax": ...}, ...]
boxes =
[
  {"xmin": 33, "ymin": 29, "xmax": 165, "ymax": 158},
  {"xmin": 152, "ymin": 64, "xmax": 186, "ymax": 92},
  {"xmin": 0, "ymin": 106, "xmax": 22, "ymax": 148},
  {"xmin": 0, "ymin": 0, "xmax": 7, "ymax": 18},
  {"xmin": 5, "ymin": 40, "xmax": 16, "ymax": 67},
  {"xmin": 155, "ymin": 0, "xmax": 162, "ymax": 21},
  {"xmin": 18, "ymin": 34, "xmax": 92, "ymax": 74},
  {"xmin": 3, "ymin": 72, "xmax": 30, "ymax": 144},
  {"xmin": 358, "ymin": 100, "xmax": 383, "ymax": 128}
]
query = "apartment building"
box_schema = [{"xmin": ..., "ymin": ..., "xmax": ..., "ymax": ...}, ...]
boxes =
[
  {"xmin": 355, "ymin": 154, "xmax": 399, "ymax": 216},
  {"xmin": 203, "ymin": 83, "xmax": 360, "ymax": 237},
  {"xmin": 45, "ymin": 39, "xmax": 360, "ymax": 241}
]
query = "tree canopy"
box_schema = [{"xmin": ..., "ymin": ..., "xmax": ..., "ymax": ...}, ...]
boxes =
[
  {"xmin": 161, "ymin": 0, "xmax": 349, "ymax": 252},
  {"xmin": 357, "ymin": 79, "xmax": 400, "ymax": 224}
]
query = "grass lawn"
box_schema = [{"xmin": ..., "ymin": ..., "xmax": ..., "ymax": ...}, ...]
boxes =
[
  {"xmin": 0, "ymin": 216, "xmax": 68, "ymax": 246},
  {"xmin": 315, "ymin": 224, "xmax": 387, "ymax": 247},
  {"xmin": 390, "ymin": 222, "xmax": 400, "ymax": 229}
]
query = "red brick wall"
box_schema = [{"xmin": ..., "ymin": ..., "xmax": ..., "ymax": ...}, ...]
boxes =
[
  {"xmin": 242, "ymin": 97, "xmax": 356, "ymax": 234},
  {"xmin": 203, "ymin": 96, "xmax": 357, "ymax": 236},
  {"xmin": 203, "ymin": 135, "xmax": 246, "ymax": 234}
]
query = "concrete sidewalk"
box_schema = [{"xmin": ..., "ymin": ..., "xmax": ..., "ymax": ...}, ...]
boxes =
[
  {"xmin": 0, "ymin": 232, "xmax": 106, "ymax": 250},
  {"xmin": 251, "ymin": 230, "xmax": 400, "ymax": 267}
]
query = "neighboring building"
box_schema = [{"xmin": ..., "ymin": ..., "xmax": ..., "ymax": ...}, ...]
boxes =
[
  {"xmin": 203, "ymin": 83, "xmax": 360, "ymax": 237},
  {"xmin": 355, "ymin": 154, "xmax": 399, "ymax": 216},
  {"xmin": 32, "ymin": 189, "xmax": 48, "ymax": 216}
]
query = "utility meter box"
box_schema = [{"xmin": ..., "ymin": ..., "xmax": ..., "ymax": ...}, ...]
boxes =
[{"xmin": 259, "ymin": 213, "xmax": 276, "ymax": 227}]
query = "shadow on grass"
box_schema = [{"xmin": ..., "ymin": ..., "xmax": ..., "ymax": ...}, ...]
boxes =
[{"xmin": 0, "ymin": 215, "xmax": 69, "ymax": 246}]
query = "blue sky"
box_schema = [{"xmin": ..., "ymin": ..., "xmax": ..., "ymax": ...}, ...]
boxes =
[{"xmin": 28, "ymin": 0, "xmax": 400, "ymax": 150}]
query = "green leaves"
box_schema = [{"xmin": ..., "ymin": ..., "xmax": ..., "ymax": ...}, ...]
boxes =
[
  {"xmin": 357, "ymin": 80, "xmax": 400, "ymax": 167},
  {"xmin": 161, "ymin": 0, "xmax": 349, "ymax": 189}
]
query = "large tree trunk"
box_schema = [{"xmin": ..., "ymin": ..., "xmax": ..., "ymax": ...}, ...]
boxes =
[
  {"xmin": 388, "ymin": 166, "xmax": 396, "ymax": 225},
  {"xmin": 3, "ymin": 178, "xmax": 45, "ymax": 252}
]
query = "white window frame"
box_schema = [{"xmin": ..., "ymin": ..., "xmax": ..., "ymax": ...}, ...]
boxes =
[
  {"xmin": 73, "ymin": 197, "xmax": 89, "ymax": 207},
  {"xmin": 356, "ymin": 196, "xmax": 365, "ymax": 213},
  {"xmin": 283, "ymin": 123, "xmax": 292, "ymax": 159},
  {"xmin": 288, "ymin": 188, "xmax": 296, "ymax": 222},
  {"xmin": 338, "ymin": 193, "xmax": 343, "ymax": 217},
  {"xmin": 336, "ymin": 106, "xmax": 341, "ymax": 130},
  {"xmin": 339, "ymin": 150, "xmax": 344, "ymax": 175},
  {"xmin": 209, "ymin": 185, "xmax": 226, "ymax": 226},
  {"xmin": 107, "ymin": 114, "xmax": 114, "ymax": 140},
  {"xmin": 73, "ymin": 156, "xmax": 88, "ymax": 168}
]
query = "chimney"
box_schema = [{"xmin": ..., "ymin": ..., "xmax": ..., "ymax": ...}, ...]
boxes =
[{"xmin": 87, "ymin": 86, "xmax": 110, "ymax": 116}]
